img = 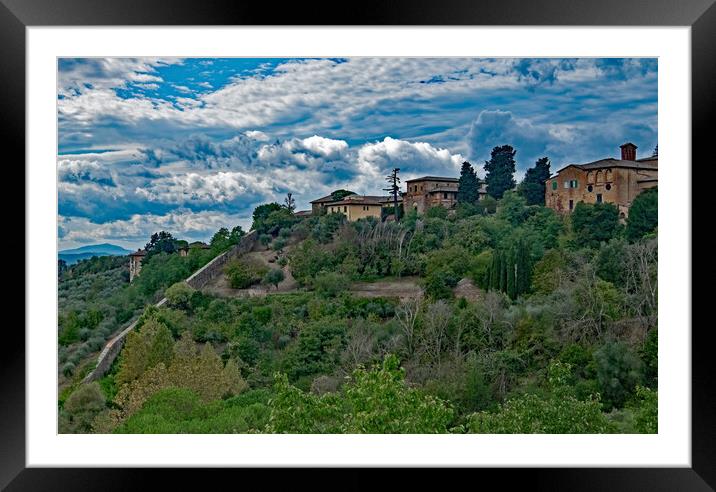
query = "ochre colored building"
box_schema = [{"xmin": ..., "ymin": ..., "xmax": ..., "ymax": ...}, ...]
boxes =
[
  {"xmin": 545, "ymin": 143, "xmax": 657, "ymax": 218},
  {"xmin": 403, "ymin": 176, "xmax": 460, "ymax": 214},
  {"xmin": 129, "ymin": 249, "xmax": 146, "ymax": 282},
  {"xmin": 325, "ymin": 195, "xmax": 384, "ymax": 221}
]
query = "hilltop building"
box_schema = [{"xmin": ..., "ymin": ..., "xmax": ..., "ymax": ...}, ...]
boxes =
[
  {"xmin": 403, "ymin": 176, "xmax": 459, "ymax": 214},
  {"xmin": 324, "ymin": 194, "xmax": 384, "ymax": 221},
  {"xmin": 403, "ymin": 176, "xmax": 487, "ymax": 214},
  {"xmin": 545, "ymin": 142, "xmax": 658, "ymax": 218},
  {"xmin": 128, "ymin": 249, "xmax": 146, "ymax": 282},
  {"xmin": 310, "ymin": 191, "xmax": 356, "ymax": 215}
]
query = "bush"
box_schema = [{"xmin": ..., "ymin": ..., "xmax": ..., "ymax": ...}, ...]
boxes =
[
  {"xmin": 272, "ymin": 238, "xmax": 288, "ymax": 252},
  {"xmin": 225, "ymin": 260, "xmax": 264, "ymax": 289},
  {"xmin": 313, "ymin": 271, "xmax": 347, "ymax": 298},
  {"xmin": 165, "ymin": 282, "xmax": 196, "ymax": 310},
  {"xmin": 62, "ymin": 362, "xmax": 76, "ymax": 377},
  {"xmin": 262, "ymin": 268, "xmax": 285, "ymax": 290}
]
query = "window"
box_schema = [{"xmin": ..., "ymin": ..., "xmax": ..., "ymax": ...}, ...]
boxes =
[
  {"xmin": 552, "ymin": 181, "xmax": 558, "ymax": 190},
  {"xmin": 443, "ymin": 192, "xmax": 447, "ymax": 199},
  {"xmin": 587, "ymin": 185, "xmax": 593, "ymax": 192},
  {"xmin": 569, "ymin": 199, "xmax": 574, "ymax": 210},
  {"xmin": 596, "ymin": 194, "xmax": 602, "ymax": 203},
  {"xmin": 564, "ymin": 181, "xmax": 570, "ymax": 189},
  {"xmin": 344, "ymin": 206, "xmax": 347, "ymax": 213},
  {"xmin": 572, "ymin": 180, "xmax": 578, "ymax": 188},
  {"xmin": 605, "ymin": 183, "xmax": 612, "ymax": 191}
]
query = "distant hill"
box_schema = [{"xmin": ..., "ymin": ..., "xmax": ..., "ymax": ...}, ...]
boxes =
[{"xmin": 59, "ymin": 243, "xmax": 133, "ymax": 265}]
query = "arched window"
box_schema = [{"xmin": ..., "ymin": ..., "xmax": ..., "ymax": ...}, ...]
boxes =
[
  {"xmin": 595, "ymin": 170, "xmax": 603, "ymax": 183},
  {"xmin": 605, "ymin": 169, "xmax": 613, "ymax": 182}
]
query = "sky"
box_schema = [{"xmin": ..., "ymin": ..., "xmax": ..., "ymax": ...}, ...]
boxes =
[{"xmin": 57, "ymin": 57, "xmax": 658, "ymax": 250}]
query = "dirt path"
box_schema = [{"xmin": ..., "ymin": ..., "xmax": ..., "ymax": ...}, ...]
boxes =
[{"xmin": 349, "ymin": 276, "xmax": 423, "ymax": 299}]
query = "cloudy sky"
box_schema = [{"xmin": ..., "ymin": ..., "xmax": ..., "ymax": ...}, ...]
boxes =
[{"xmin": 57, "ymin": 57, "xmax": 657, "ymax": 250}]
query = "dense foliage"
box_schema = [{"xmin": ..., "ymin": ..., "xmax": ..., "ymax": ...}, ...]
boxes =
[{"xmin": 59, "ymin": 177, "xmax": 657, "ymax": 435}]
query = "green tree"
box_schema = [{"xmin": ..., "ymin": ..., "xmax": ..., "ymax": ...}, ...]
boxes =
[
  {"xmin": 145, "ymin": 231, "xmax": 178, "ymax": 258},
  {"xmin": 593, "ymin": 341, "xmax": 643, "ymax": 410},
  {"xmin": 60, "ymin": 382, "xmax": 106, "ymax": 433},
  {"xmin": 284, "ymin": 192, "xmax": 296, "ymax": 213},
  {"xmin": 164, "ymin": 282, "xmax": 195, "ymax": 310},
  {"xmin": 268, "ymin": 355, "xmax": 454, "ymax": 433},
  {"xmin": 626, "ymin": 187, "xmax": 657, "ymax": 242},
  {"xmin": 457, "ymin": 161, "xmax": 480, "ymax": 204},
  {"xmin": 571, "ymin": 201, "xmax": 621, "ymax": 249},
  {"xmin": 484, "ymin": 145, "xmax": 517, "ymax": 199},
  {"xmin": 519, "ymin": 157, "xmax": 551, "ymax": 205},
  {"xmin": 467, "ymin": 361, "xmax": 611, "ymax": 433},
  {"xmin": 262, "ymin": 268, "xmax": 285, "ymax": 290}
]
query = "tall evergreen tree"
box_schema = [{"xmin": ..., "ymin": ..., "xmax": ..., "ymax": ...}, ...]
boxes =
[
  {"xmin": 626, "ymin": 187, "xmax": 658, "ymax": 242},
  {"xmin": 484, "ymin": 145, "xmax": 517, "ymax": 199},
  {"xmin": 519, "ymin": 157, "xmax": 551, "ymax": 206},
  {"xmin": 457, "ymin": 161, "xmax": 480, "ymax": 204}
]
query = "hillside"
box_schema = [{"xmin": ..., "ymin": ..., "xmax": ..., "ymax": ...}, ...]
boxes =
[
  {"xmin": 59, "ymin": 243, "xmax": 133, "ymax": 265},
  {"xmin": 58, "ymin": 189, "xmax": 659, "ymax": 435}
]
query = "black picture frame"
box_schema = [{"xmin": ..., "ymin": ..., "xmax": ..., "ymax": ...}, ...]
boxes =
[{"xmin": 4, "ymin": 0, "xmax": 714, "ymax": 489}]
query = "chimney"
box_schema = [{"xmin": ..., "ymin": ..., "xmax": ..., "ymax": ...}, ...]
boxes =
[{"xmin": 620, "ymin": 142, "xmax": 637, "ymax": 161}]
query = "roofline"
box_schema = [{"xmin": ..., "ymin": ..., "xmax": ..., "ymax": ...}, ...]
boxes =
[
  {"xmin": 553, "ymin": 160, "xmax": 658, "ymax": 175},
  {"xmin": 405, "ymin": 176, "xmax": 458, "ymax": 183}
]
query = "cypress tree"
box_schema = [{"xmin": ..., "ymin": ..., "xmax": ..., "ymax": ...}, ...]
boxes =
[
  {"xmin": 484, "ymin": 145, "xmax": 517, "ymax": 199},
  {"xmin": 506, "ymin": 249, "xmax": 517, "ymax": 300},
  {"xmin": 519, "ymin": 157, "xmax": 551, "ymax": 206},
  {"xmin": 457, "ymin": 161, "xmax": 480, "ymax": 204}
]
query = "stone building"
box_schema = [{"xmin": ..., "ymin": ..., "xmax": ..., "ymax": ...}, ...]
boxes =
[
  {"xmin": 324, "ymin": 194, "xmax": 384, "ymax": 221},
  {"xmin": 128, "ymin": 249, "xmax": 146, "ymax": 282},
  {"xmin": 403, "ymin": 176, "xmax": 460, "ymax": 214},
  {"xmin": 545, "ymin": 142, "xmax": 658, "ymax": 218}
]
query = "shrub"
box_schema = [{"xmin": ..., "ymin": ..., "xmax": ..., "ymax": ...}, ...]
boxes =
[
  {"xmin": 224, "ymin": 260, "xmax": 265, "ymax": 289},
  {"xmin": 164, "ymin": 282, "xmax": 196, "ymax": 310},
  {"xmin": 262, "ymin": 268, "xmax": 285, "ymax": 290},
  {"xmin": 62, "ymin": 362, "xmax": 76, "ymax": 377},
  {"xmin": 313, "ymin": 271, "xmax": 347, "ymax": 298}
]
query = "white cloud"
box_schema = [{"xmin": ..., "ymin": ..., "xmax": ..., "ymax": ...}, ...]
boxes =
[
  {"xmin": 59, "ymin": 210, "xmax": 251, "ymax": 249},
  {"xmin": 136, "ymin": 171, "xmax": 272, "ymax": 205}
]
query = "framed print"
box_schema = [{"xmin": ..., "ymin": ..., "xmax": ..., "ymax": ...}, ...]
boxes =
[{"xmin": 5, "ymin": 0, "xmax": 715, "ymax": 489}]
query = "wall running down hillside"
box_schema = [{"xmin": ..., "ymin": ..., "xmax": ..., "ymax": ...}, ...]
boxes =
[{"xmin": 83, "ymin": 231, "xmax": 257, "ymax": 383}]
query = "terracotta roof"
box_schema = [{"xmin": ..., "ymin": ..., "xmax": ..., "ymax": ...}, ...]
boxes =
[
  {"xmin": 310, "ymin": 191, "xmax": 356, "ymax": 204},
  {"xmin": 325, "ymin": 195, "xmax": 384, "ymax": 206},
  {"xmin": 295, "ymin": 210, "xmax": 312, "ymax": 216},
  {"xmin": 130, "ymin": 249, "xmax": 146, "ymax": 256},
  {"xmin": 405, "ymin": 176, "xmax": 458, "ymax": 183},
  {"xmin": 554, "ymin": 158, "xmax": 658, "ymax": 175}
]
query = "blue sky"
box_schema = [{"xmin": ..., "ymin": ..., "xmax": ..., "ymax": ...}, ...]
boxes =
[{"xmin": 57, "ymin": 57, "xmax": 657, "ymax": 249}]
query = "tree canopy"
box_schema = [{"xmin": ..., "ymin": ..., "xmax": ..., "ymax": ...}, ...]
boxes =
[{"xmin": 484, "ymin": 145, "xmax": 517, "ymax": 199}]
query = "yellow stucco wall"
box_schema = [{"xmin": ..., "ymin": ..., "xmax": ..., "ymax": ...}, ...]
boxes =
[{"xmin": 327, "ymin": 203, "xmax": 382, "ymax": 221}]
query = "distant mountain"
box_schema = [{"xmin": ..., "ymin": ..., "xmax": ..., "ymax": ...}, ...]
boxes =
[{"xmin": 59, "ymin": 243, "xmax": 133, "ymax": 265}]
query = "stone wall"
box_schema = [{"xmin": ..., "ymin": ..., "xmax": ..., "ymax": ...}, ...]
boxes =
[
  {"xmin": 82, "ymin": 231, "xmax": 257, "ymax": 383},
  {"xmin": 185, "ymin": 230, "xmax": 257, "ymax": 289}
]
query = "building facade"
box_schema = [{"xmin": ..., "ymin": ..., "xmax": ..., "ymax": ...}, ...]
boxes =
[
  {"xmin": 129, "ymin": 249, "xmax": 146, "ymax": 282},
  {"xmin": 403, "ymin": 176, "xmax": 460, "ymax": 214},
  {"xmin": 324, "ymin": 195, "xmax": 384, "ymax": 221},
  {"xmin": 545, "ymin": 143, "xmax": 658, "ymax": 218}
]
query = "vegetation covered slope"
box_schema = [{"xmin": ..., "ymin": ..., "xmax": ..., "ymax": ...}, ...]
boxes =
[{"xmin": 59, "ymin": 188, "xmax": 658, "ymax": 434}]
